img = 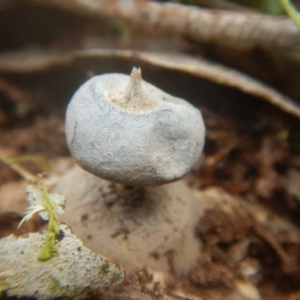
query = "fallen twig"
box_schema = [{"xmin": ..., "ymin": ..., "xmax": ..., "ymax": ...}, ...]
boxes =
[{"xmin": 27, "ymin": 0, "xmax": 300, "ymax": 50}]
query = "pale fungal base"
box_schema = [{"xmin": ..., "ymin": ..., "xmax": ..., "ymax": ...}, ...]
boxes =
[{"xmin": 54, "ymin": 165, "xmax": 203, "ymax": 275}]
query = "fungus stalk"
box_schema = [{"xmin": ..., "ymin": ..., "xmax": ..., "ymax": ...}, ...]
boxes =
[{"xmin": 54, "ymin": 67, "xmax": 206, "ymax": 275}]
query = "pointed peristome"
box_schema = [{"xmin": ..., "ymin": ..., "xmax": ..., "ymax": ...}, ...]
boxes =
[{"xmin": 110, "ymin": 67, "xmax": 159, "ymax": 112}]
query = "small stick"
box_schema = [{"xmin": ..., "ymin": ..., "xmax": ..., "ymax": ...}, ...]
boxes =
[{"xmin": 0, "ymin": 151, "xmax": 37, "ymax": 183}]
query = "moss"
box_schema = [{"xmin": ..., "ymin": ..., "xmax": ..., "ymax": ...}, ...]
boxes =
[
  {"xmin": 0, "ymin": 276, "xmax": 7, "ymax": 295},
  {"xmin": 38, "ymin": 181, "xmax": 60, "ymax": 261},
  {"xmin": 38, "ymin": 231, "xmax": 58, "ymax": 261},
  {"xmin": 47, "ymin": 277, "xmax": 87, "ymax": 299},
  {"xmin": 47, "ymin": 277, "xmax": 65, "ymax": 295}
]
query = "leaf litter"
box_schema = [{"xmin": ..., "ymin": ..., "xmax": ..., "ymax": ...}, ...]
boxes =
[
  {"xmin": 0, "ymin": 224, "xmax": 125, "ymax": 299},
  {"xmin": 0, "ymin": 156, "xmax": 125, "ymax": 299}
]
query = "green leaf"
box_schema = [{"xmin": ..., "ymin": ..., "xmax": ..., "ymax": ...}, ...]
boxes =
[
  {"xmin": 227, "ymin": 0, "xmax": 283, "ymax": 14},
  {"xmin": 280, "ymin": 0, "xmax": 300, "ymax": 31}
]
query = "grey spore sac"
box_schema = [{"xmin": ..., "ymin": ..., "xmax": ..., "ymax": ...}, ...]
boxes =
[{"xmin": 66, "ymin": 67, "xmax": 205, "ymax": 186}]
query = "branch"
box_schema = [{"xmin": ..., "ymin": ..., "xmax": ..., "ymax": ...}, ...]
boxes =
[{"xmin": 27, "ymin": 0, "xmax": 300, "ymax": 50}]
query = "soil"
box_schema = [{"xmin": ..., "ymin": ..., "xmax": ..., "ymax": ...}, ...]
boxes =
[{"xmin": 1, "ymin": 91, "xmax": 300, "ymax": 299}]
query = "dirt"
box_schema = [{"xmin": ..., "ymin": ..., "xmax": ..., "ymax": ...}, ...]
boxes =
[
  {"xmin": 190, "ymin": 105, "xmax": 300, "ymax": 226},
  {"xmin": 0, "ymin": 96, "xmax": 300, "ymax": 299}
]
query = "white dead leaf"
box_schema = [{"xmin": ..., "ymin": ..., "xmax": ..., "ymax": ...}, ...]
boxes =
[
  {"xmin": 27, "ymin": 184, "xmax": 66, "ymax": 220},
  {"xmin": 18, "ymin": 185, "xmax": 66, "ymax": 228},
  {"xmin": 0, "ymin": 224, "xmax": 125, "ymax": 299}
]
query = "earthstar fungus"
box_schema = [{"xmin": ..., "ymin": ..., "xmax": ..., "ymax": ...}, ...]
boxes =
[
  {"xmin": 66, "ymin": 67, "xmax": 205, "ymax": 186},
  {"xmin": 56, "ymin": 67, "xmax": 206, "ymax": 275}
]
